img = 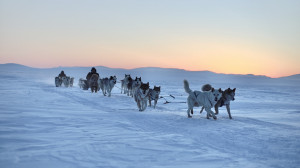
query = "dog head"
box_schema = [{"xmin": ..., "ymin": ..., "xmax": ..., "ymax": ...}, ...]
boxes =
[
  {"xmin": 153, "ymin": 86, "xmax": 161, "ymax": 96},
  {"xmin": 153, "ymin": 86, "xmax": 160, "ymax": 92},
  {"xmin": 127, "ymin": 76, "xmax": 133, "ymax": 82},
  {"xmin": 140, "ymin": 82, "xmax": 150, "ymax": 95},
  {"xmin": 110, "ymin": 76, "xmax": 117, "ymax": 84},
  {"xmin": 125, "ymin": 74, "xmax": 131, "ymax": 80},
  {"xmin": 211, "ymin": 88, "xmax": 223, "ymax": 102},
  {"xmin": 225, "ymin": 88, "xmax": 236, "ymax": 101},
  {"xmin": 134, "ymin": 77, "xmax": 142, "ymax": 86}
]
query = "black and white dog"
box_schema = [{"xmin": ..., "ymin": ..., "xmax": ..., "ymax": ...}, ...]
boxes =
[
  {"xmin": 134, "ymin": 82, "xmax": 150, "ymax": 111},
  {"xmin": 78, "ymin": 78, "xmax": 88, "ymax": 90},
  {"xmin": 55, "ymin": 77, "xmax": 62, "ymax": 87},
  {"xmin": 130, "ymin": 77, "xmax": 142, "ymax": 97},
  {"xmin": 148, "ymin": 86, "xmax": 161, "ymax": 108},
  {"xmin": 184, "ymin": 80, "xmax": 222, "ymax": 119},
  {"xmin": 215, "ymin": 88, "xmax": 236, "ymax": 119},
  {"xmin": 69, "ymin": 77, "xmax": 74, "ymax": 87},
  {"xmin": 99, "ymin": 76, "xmax": 117, "ymax": 97},
  {"xmin": 62, "ymin": 76, "xmax": 69, "ymax": 87}
]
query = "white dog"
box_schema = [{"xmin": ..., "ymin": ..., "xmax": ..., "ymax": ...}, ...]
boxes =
[
  {"xmin": 62, "ymin": 76, "xmax": 70, "ymax": 87},
  {"xmin": 130, "ymin": 77, "xmax": 142, "ymax": 97},
  {"xmin": 183, "ymin": 80, "xmax": 222, "ymax": 119}
]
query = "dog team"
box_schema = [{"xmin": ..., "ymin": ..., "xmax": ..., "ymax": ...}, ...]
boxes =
[
  {"xmin": 55, "ymin": 70, "xmax": 74, "ymax": 87},
  {"xmin": 56, "ymin": 67, "xmax": 236, "ymax": 119},
  {"xmin": 120, "ymin": 74, "xmax": 161, "ymax": 111}
]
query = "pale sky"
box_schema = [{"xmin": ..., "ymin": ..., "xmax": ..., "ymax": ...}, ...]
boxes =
[{"xmin": 0, "ymin": 0, "xmax": 299, "ymax": 77}]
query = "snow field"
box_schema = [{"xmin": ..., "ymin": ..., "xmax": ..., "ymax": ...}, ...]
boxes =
[{"xmin": 0, "ymin": 66, "xmax": 300, "ymax": 168}]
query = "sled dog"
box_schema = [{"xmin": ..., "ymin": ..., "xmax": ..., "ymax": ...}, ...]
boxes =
[
  {"xmin": 62, "ymin": 76, "xmax": 70, "ymax": 87},
  {"xmin": 200, "ymin": 88, "xmax": 236, "ymax": 119},
  {"xmin": 183, "ymin": 80, "xmax": 222, "ymax": 119},
  {"xmin": 131, "ymin": 77, "xmax": 142, "ymax": 97},
  {"xmin": 148, "ymin": 86, "xmax": 161, "ymax": 108},
  {"xmin": 78, "ymin": 78, "xmax": 88, "ymax": 90},
  {"xmin": 69, "ymin": 77, "xmax": 74, "ymax": 87},
  {"xmin": 89, "ymin": 74, "xmax": 99, "ymax": 93},
  {"xmin": 121, "ymin": 74, "xmax": 131, "ymax": 94},
  {"xmin": 55, "ymin": 77, "xmax": 62, "ymax": 87},
  {"xmin": 126, "ymin": 77, "xmax": 133, "ymax": 96},
  {"xmin": 99, "ymin": 76, "xmax": 117, "ymax": 97},
  {"xmin": 134, "ymin": 82, "xmax": 150, "ymax": 111}
]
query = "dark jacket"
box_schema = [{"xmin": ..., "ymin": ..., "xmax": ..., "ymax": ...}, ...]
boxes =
[
  {"xmin": 58, "ymin": 71, "xmax": 67, "ymax": 78},
  {"xmin": 86, "ymin": 67, "xmax": 99, "ymax": 81}
]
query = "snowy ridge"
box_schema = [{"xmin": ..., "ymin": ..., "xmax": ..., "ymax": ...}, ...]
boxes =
[{"xmin": 0, "ymin": 63, "xmax": 300, "ymax": 168}]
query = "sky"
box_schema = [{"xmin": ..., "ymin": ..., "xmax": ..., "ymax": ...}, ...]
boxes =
[{"xmin": 0, "ymin": 0, "xmax": 299, "ymax": 78}]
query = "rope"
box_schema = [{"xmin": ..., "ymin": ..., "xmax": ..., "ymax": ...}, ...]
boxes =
[
  {"xmin": 114, "ymin": 85, "xmax": 122, "ymax": 90},
  {"xmin": 113, "ymin": 81, "xmax": 187, "ymax": 105},
  {"xmin": 159, "ymin": 96, "xmax": 186, "ymax": 104}
]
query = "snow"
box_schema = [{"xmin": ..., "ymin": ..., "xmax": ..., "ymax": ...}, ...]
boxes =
[{"xmin": 0, "ymin": 64, "xmax": 300, "ymax": 168}]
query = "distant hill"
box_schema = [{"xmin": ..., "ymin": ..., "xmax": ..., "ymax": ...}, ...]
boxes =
[
  {"xmin": 279, "ymin": 74, "xmax": 300, "ymax": 80},
  {"xmin": 0, "ymin": 63, "xmax": 299, "ymax": 87},
  {"xmin": 0, "ymin": 63, "xmax": 34, "ymax": 70}
]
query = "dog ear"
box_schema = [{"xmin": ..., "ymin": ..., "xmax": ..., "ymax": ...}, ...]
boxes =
[
  {"xmin": 211, "ymin": 88, "xmax": 215, "ymax": 92},
  {"xmin": 218, "ymin": 88, "xmax": 222, "ymax": 92},
  {"xmin": 147, "ymin": 82, "xmax": 149, "ymax": 86},
  {"xmin": 233, "ymin": 88, "xmax": 236, "ymax": 92}
]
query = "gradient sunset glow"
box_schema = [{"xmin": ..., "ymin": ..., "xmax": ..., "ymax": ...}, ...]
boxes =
[{"xmin": 1, "ymin": 0, "xmax": 299, "ymax": 78}]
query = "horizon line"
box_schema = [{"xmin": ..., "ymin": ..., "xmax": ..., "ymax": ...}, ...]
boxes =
[{"xmin": 1, "ymin": 62, "xmax": 299, "ymax": 79}]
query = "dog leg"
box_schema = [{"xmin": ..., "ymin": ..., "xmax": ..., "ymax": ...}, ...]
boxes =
[
  {"xmin": 154, "ymin": 100, "xmax": 157, "ymax": 109},
  {"xmin": 187, "ymin": 108, "xmax": 192, "ymax": 118},
  {"xmin": 137, "ymin": 100, "xmax": 142, "ymax": 111},
  {"xmin": 200, "ymin": 106, "xmax": 204, "ymax": 114},
  {"xmin": 148, "ymin": 97, "xmax": 151, "ymax": 107},
  {"xmin": 121, "ymin": 83, "xmax": 123, "ymax": 94},
  {"xmin": 142, "ymin": 100, "xmax": 147, "ymax": 111},
  {"xmin": 226, "ymin": 104, "xmax": 232, "ymax": 119},
  {"xmin": 205, "ymin": 108, "xmax": 217, "ymax": 120},
  {"xmin": 144, "ymin": 100, "xmax": 147, "ymax": 111},
  {"xmin": 215, "ymin": 103, "xmax": 220, "ymax": 115},
  {"xmin": 191, "ymin": 109, "xmax": 194, "ymax": 115},
  {"xmin": 109, "ymin": 87, "xmax": 112, "ymax": 97}
]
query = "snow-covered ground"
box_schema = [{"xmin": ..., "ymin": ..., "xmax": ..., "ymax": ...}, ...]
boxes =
[{"xmin": 0, "ymin": 64, "xmax": 300, "ymax": 168}]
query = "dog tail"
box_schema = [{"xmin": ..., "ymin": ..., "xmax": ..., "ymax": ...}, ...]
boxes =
[
  {"xmin": 201, "ymin": 84, "xmax": 212, "ymax": 91},
  {"xmin": 183, "ymin": 80, "xmax": 193, "ymax": 94}
]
